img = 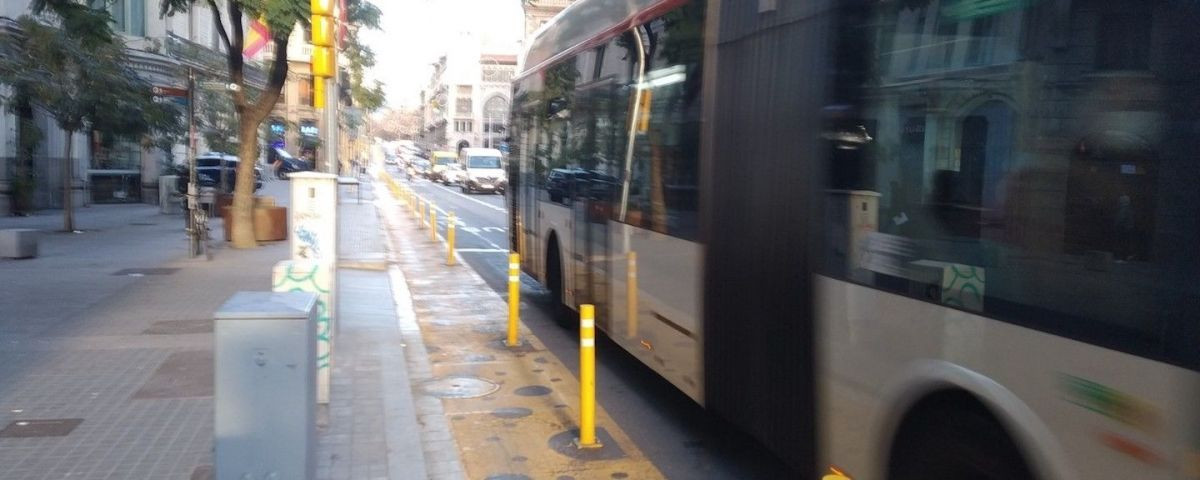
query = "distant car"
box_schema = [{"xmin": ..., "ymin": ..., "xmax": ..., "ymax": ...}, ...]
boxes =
[
  {"xmin": 441, "ymin": 164, "xmax": 465, "ymax": 185},
  {"xmin": 459, "ymin": 148, "xmax": 507, "ymax": 194}
]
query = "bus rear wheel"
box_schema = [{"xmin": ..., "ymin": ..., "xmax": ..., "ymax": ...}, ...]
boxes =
[
  {"xmin": 888, "ymin": 392, "xmax": 1036, "ymax": 480},
  {"xmin": 545, "ymin": 241, "xmax": 572, "ymax": 328}
]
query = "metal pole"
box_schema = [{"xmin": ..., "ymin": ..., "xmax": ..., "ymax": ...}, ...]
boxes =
[{"xmin": 187, "ymin": 67, "xmax": 199, "ymax": 257}]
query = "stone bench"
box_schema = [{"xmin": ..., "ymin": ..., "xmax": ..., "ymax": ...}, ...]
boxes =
[{"xmin": 0, "ymin": 228, "xmax": 38, "ymax": 259}]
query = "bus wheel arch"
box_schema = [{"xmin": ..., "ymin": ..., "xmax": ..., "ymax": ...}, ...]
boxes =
[
  {"xmin": 885, "ymin": 388, "xmax": 1037, "ymax": 480},
  {"xmin": 875, "ymin": 361, "xmax": 1070, "ymax": 480},
  {"xmin": 544, "ymin": 232, "xmax": 571, "ymax": 326}
]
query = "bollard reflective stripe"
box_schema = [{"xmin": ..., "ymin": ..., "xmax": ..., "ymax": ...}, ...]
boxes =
[
  {"xmin": 578, "ymin": 304, "xmax": 600, "ymax": 448},
  {"xmin": 626, "ymin": 251, "xmax": 638, "ymax": 339},
  {"xmin": 506, "ymin": 253, "xmax": 520, "ymax": 347},
  {"xmin": 446, "ymin": 213, "xmax": 456, "ymax": 266}
]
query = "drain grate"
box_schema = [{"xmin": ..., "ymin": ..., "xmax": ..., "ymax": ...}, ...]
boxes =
[
  {"xmin": 113, "ymin": 268, "xmax": 180, "ymax": 276},
  {"xmin": 0, "ymin": 418, "xmax": 82, "ymax": 438}
]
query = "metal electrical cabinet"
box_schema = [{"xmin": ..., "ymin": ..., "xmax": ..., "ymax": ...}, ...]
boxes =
[{"xmin": 214, "ymin": 291, "xmax": 318, "ymax": 480}]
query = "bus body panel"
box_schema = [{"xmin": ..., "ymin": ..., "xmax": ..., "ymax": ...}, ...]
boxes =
[
  {"xmin": 607, "ymin": 222, "xmax": 704, "ymax": 403},
  {"xmin": 818, "ymin": 276, "xmax": 1200, "ymax": 480}
]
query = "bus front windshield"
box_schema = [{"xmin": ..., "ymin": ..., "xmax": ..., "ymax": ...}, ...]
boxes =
[{"xmin": 468, "ymin": 156, "xmax": 502, "ymax": 169}]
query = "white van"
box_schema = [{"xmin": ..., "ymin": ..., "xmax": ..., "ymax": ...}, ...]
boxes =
[{"xmin": 458, "ymin": 148, "xmax": 507, "ymax": 194}]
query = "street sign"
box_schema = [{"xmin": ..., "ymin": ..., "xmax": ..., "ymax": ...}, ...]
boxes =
[{"xmin": 152, "ymin": 86, "xmax": 189, "ymax": 97}]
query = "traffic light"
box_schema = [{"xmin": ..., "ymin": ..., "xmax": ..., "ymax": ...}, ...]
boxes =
[{"xmin": 311, "ymin": 0, "xmax": 336, "ymax": 109}]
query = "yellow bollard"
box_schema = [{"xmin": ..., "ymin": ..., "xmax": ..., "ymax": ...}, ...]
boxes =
[
  {"xmin": 626, "ymin": 251, "xmax": 638, "ymax": 339},
  {"xmin": 577, "ymin": 304, "xmax": 600, "ymax": 448},
  {"xmin": 506, "ymin": 253, "xmax": 520, "ymax": 347},
  {"xmin": 430, "ymin": 204, "xmax": 438, "ymax": 241},
  {"xmin": 446, "ymin": 213, "xmax": 457, "ymax": 265}
]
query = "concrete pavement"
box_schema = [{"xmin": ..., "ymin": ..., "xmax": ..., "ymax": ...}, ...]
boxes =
[{"xmin": 0, "ymin": 178, "xmax": 435, "ymax": 480}]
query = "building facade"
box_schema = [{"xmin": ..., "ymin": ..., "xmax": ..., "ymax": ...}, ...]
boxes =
[
  {"xmin": 266, "ymin": 28, "xmax": 321, "ymax": 167},
  {"xmin": 422, "ymin": 35, "xmax": 517, "ymax": 153},
  {"xmin": 0, "ymin": 1, "xmax": 267, "ymax": 213},
  {"xmin": 522, "ymin": 0, "xmax": 574, "ymax": 38}
]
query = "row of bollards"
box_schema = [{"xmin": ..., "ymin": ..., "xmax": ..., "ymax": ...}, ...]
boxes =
[{"xmin": 378, "ymin": 170, "xmax": 605, "ymax": 450}]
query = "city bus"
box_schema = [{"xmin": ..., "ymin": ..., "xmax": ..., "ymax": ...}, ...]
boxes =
[{"xmin": 508, "ymin": 0, "xmax": 1200, "ymax": 478}]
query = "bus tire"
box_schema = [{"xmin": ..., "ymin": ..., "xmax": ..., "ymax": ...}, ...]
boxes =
[
  {"xmin": 545, "ymin": 239, "xmax": 572, "ymax": 327},
  {"xmin": 887, "ymin": 391, "xmax": 1036, "ymax": 480}
]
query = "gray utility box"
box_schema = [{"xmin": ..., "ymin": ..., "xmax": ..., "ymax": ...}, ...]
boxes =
[
  {"xmin": 214, "ymin": 291, "xmax": 318, "ymax": 480},
  {"xmin": 159, "ymin": 175, "xmax": 181, "ymax": 214},
  {"xmin": 0, "ymin": 229, "xmax": 38, "ymax": 259}
]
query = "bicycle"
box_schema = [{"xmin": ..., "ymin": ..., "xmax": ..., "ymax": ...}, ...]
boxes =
[{"xmin": 186, "ymin": 193, "xmax": 213, "ymax": 261}]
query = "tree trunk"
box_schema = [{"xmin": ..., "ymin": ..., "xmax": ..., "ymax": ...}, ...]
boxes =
[
  {"xmin": 62, "ymin": 130, "xmax": 74, "ymax": 232},
  {"xmin": 229, "ymin": 118, "xmax": 260, "ymax": 248}
]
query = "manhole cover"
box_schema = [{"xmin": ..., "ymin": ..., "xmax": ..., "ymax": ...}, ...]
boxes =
[
  {"xmin": 113, "ymin": 268, "xmax": 179, "ymax": 276},
  {"xmin": 422, "ymin": 375, "xmax": 499, "ymax": 398},
  {"xmin": 514, "ymin": 385, "xmax": 552, "ymax": 396},
  {"xmin": 0, "ymin": 418, "xmax": 82, "ymax": 438}
]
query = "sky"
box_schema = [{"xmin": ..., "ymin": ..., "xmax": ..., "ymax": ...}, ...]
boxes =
[{"xmin": 360, "ymin": 0, "xmax": 525, "ymax": 109}]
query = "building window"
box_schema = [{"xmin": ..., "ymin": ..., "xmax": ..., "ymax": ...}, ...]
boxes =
[
  {"xmin": 300, "ymin": 77, "xmax": 314, "ymax": 107},
  {"xmin": 455, "ymin": 120, "xmax": 473, "ymax": 133},
  {"xmin": 94, "ymin": 0, "xmax": 145, "ymax": 36},
  {"xmin": 456, "ymin": 85, "xmax": 473, "ymax": 114}
]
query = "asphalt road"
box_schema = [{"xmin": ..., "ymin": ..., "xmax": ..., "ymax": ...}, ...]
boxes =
[{"xmin": 391, "ymin": 168, "xmax": 795, "ymax": 479}]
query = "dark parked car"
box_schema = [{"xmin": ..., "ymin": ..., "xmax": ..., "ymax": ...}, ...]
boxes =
[
  {"xmin": 268, "ymin": 147, "xmax": 313, "ymax": 179},
  {"xmin": 175, "ymin": 153, "xmax": 262, "ymax": 194}
]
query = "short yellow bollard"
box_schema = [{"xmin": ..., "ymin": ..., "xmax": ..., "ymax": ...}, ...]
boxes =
[
  {"xmin": 506, "ymin": 253, "xmax": 520, "ymax": 347},
  {"xmin": 626, "ymin": 251, "xmax": 638, "ymax": 339},
  {"xmin": 446, "ymin": 213, "xmax": 457, "ymax": 266},
  {"xmin": 429, "ymin": 205, "xmax": 438, "ymax": 242},
  {"xmin": 577, "ymin": 304, "xmax": 601, "ymax": 448}
]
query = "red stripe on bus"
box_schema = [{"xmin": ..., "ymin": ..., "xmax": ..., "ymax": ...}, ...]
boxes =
[{"xmin": 515, "ymin": 0, "xmax": 692, "ymax": 81}]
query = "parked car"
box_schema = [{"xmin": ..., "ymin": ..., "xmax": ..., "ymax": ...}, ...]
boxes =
[
  {"xmin": 175, "ymin": 152, "xmax": 262, "ymax": 195},
  {"xmin": 268, "ymin": 147, "xmax": 313, "ymax": 179}
]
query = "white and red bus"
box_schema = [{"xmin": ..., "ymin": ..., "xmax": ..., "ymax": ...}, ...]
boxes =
[{"xmin": 508, "ymin": 0, "xmax": 1200, "ymax": 478}]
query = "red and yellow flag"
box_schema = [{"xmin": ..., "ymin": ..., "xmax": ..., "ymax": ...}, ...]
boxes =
[{"xmin": 243, "ymin": 19, "xmax": 270, "ymax": 57}]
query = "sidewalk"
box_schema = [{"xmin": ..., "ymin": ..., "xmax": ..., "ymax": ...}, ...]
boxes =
[
  {"xmin": 373, "ymin": 172, "xmax": 664, "ymax": 480},
  {"xmin": 314, "ymin": 180, "xmax": 429, "ymax": 480},
  {"xmin": 0, "ymin": 182, "xmax": 292, "ymax": 479},
  {"xmin": 0, "ymin": 178, "xmax": 434, "ymax": 480}
]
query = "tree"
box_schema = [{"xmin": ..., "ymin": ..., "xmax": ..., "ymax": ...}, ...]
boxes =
[
  {"xmin": 0, "ymin": 12, "xmax": 180, "ymax": 231},
  {"xmin": 159, "ymin": 0, "xmax": 307, "ymax": 248},
  {"xmin": 196, "ymin": 79, "xmax": 240, "ymax": 154},
  {"xmin": 341, "ymin": 0, "xmax": 384, "ymax": 111}
]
